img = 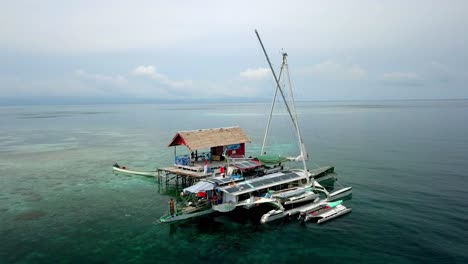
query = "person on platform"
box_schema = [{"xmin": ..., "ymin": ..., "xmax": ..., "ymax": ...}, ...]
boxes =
[
  {"xmin": 203, "ymin": 159, "xmax": 208, "ymax": 174},
  {"xmin": 220, "ymin": 166, "xmax": 225, "ymax": 177}
]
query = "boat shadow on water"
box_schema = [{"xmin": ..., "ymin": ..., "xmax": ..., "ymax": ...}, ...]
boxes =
[
  {"xmin": 166, "ymin": 204, "xmax": 283, "ymax": 236},
  {"xmin": 166, "ymin": 214, "xmax": 245, "ymax": 235}
]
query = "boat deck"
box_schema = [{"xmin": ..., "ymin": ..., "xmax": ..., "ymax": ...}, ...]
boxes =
[
  {"xmin": 157, "ymin": 162, "xmax": 335, "ymax": 190},
  {"xmin": 172, "ymin": 160, "xmax": 226, "ymax": 172}
]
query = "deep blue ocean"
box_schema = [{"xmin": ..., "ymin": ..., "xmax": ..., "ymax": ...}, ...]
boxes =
[{"xmin": 1, "ymin": 100, "xmax": 467, "ymax": 263}]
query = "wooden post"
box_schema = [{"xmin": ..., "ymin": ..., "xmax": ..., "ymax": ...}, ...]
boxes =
[{"xmin": 157, "ymin": 170, "xmax": 160, "ymax": 192}]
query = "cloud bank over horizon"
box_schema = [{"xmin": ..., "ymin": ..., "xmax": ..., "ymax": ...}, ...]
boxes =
[{"xmin": 1, "ymin": 0, "xmax": 468, "ymax": 104}]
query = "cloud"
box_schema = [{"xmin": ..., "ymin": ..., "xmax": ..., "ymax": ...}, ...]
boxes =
[
  {"xmin": 131, "ymin": 65, "xmax": 193, "ymax": 88},
  {"xmin": 298, "ymin": 60, "xmax": 368, "ymax": 80},
  {"xmin": 130, "ymin": 65, "xmax": 267, "ymax": 98},
  {"xmin": 75, "ymin": 69, "xmax": 127, "ymax": 86},
  {"xmin": 0, "ymin": 65, "xmax": 268, "ymax": 100},
  {"xmin": 2, "ymin": 1, "xmax": 467, "ymax": 55},
  {"xmin": 240, "ymin": 67, "xmax": 270, "ymax": 80},
  {"xmin": 427, "ymin": 61, "xmax": 455, "ymax": 83},
  {"xmin": 379, "ymin": 72, "xmax": 424, "ymax": 86},
  {"xmin": 132, "ymin": 66, "xmax": 155, "ymax": 76}
]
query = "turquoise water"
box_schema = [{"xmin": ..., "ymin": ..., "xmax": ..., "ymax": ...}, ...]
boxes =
[{"xmin": 1, "ymin": 100, "xmax": 467, "ymax": 263}]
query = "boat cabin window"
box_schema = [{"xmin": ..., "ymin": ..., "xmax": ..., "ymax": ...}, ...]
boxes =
[{"xmin": 238, "ymin": 193, "xmax": 251, "ymax": 201}]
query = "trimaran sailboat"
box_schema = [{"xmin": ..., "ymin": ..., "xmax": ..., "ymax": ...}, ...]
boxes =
[{"xmin": 159, "ymin": 30, "xmax": 352, "ymax": 224}]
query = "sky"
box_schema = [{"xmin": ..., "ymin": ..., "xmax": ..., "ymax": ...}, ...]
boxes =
[{"xmin": 1, "ymin": 0, "xmax": 467, "ymax": 104}]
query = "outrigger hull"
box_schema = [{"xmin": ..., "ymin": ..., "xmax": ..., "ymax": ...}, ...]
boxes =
[
  {"xmin": 260, "ymin": 209, "xmax": 286, "ymax": 224},
  {"xmin": 308, "ymin": 166, "xmax": 337, "ymax": 183},
  {"xmin": 159, "ymin": 209, "xmax": 215, "ymax": 223},
  {"xmin": 318, "ymin": 206, "xmax": 352, "ymax": 224},
  {"xmin": 303, "ymin": 204, "xmax": 352, "ymax": 224},
  {"xmin": 112, "ymin": 166, "xmax": 157, "ymax": 177},
  {"xmin": 327, "ymin": 187, "xmax": 353, "ymax": 201},
  {"xmin": 283, "ymin": 192, "xmax": 319, "ymax": 205}
]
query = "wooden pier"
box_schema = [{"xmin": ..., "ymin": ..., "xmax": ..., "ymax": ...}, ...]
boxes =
[{"xmin": 156, "ymin": 160, "xmax": 226, "ymax": 189}]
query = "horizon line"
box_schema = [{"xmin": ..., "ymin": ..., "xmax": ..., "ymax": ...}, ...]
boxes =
[{"xmin": 0, "ymin": 97, "xmax": 467, "ymax": 106}]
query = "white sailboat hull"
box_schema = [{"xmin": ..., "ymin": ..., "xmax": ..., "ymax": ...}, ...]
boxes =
[
  {"xmin": 304, "ymin": 204, "xmax": 352, "ymax": 224},
  {"xmin": 260, "ymin": 209, "xmax": 286, "ymax": 224},
  {"xmin": 283, "ymin": 192, "xmax": 319, "ymax": 205},
  {"xmin": 317, "ymin": 206, "xmax": 352, "ymax": 224},
  {"xmin": 327, "ymin": 187, "xmax": 353, "ymax": 201}
]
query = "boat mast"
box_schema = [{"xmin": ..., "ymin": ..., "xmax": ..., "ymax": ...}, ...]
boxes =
[
  {"xmin": 255, "ymin": 29, "xmax": 308, "ymax": 173},
  {"xmin": 255, "ymin": 30, "xmax": 298, "ymax": 132}
]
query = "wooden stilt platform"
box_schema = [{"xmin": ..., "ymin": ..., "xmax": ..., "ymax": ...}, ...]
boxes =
[{"xmin": 156, "ymin": 160, "xmax": 227, "ymax": 190}]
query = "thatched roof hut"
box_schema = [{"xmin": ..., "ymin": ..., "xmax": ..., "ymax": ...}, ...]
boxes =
[{"xmin": 168, "ymin": 126, "xmax": 250, "ymax": 151}]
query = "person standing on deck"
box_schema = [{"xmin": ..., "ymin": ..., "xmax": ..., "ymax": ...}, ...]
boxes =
[
  {"xmin": 220, "ymin": 166, "xmax": 225, "ymax": 177},
  {"xmin": 168, "ymin": 198, "xmax": 175, "ymax": 216},
  {"xmin": 203, "ymin": 159, "xmax": 208, "ymax": 174}
]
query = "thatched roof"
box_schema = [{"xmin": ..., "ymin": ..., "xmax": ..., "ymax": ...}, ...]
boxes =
[{"xmin": 168, "ymin": 126, "xmax": 250, "ymax": 151}]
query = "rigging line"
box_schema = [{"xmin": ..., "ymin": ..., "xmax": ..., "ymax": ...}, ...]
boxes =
[
  {"xmin": 284, "ymin": 55, "xmax": 298, "ymax": 126},
  {"xmin": 261, "ymin": 62, "xmax": 285, "ymax": 155},
  {"xmin": 284, "ymin": 54, "xmax": 308, "ymax": 161},
  {"xmin": 280, "ymin": 52, "xmax": 308, "ymax": 172}
]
